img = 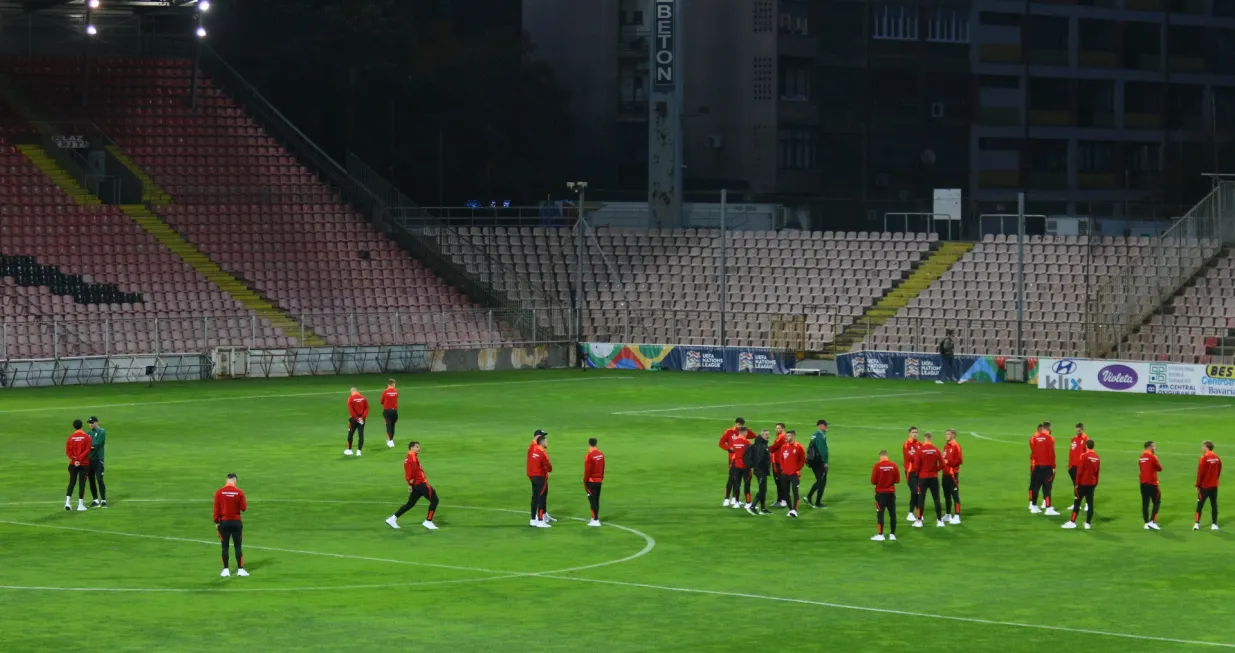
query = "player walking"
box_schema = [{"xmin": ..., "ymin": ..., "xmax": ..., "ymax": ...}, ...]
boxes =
[
  {"xmin": 64, "ymin": 420, "xmax": 92, "ymax": 512},
  {"xmin": 1062, "ymin": 440, "xmax": 1099, "ymax": 529},
  {"xmin": 1029, "ymin": 424, "xmax": 1059, "ymax": 515},
  {"xmin": 213, "ymin": 473, "xmax": 249, "ymax": 577},
  {"xmin": 584, "ymin": 438, "xmax": 605, "ymax": 527},
  {"xmin": 777, "ymin": 431, "xmax": 807, "ymax": 518},
  {"xmin": 719, "ymin": 418, "xmax": 747, "ymax": 506},
  {"xmin": 871, "ymin": 450, "xmax": 900, "ymax": 542},
  {"xmin": 1139, "ymin": 440, "xmax": 1162, "ymax": 530},
  {"xmin": 386, "ymin": 441, "xmax": 439, "ymax": 530},
  {"xmin": 528, "ymin": 431, "xmax": 552, "ymax": 528},
  {"xmin": 86, "ymin": 416, "xmax": 107, "ymax": 508},
  {"xmin": 1195, "ymin": 440, "xmax": 1222, "ymax": 531},
  {"xmin": 903, "ymin": 427, "xmax": 921, "ymax": 522},
  {"xmin": 381, "ymin": 379, "xmax": 399, "ymax": 448},
  {"xmin": 805, "ymin": 419, "xmax": 829, "ymax": 509},
  {"xmin": 344, "ymin": 387, "xmax": 369, "ymax": 456},
  {"xmin": 728, "ymin": 430, "xmax": 754, "ymax": 509},
  {"xmin": 942, "ymin": 429, "xmax": 963, "ymax": 524},
  {"xmin": 913, "ymin": 432, "xmax": 946, "ymax": 528}
]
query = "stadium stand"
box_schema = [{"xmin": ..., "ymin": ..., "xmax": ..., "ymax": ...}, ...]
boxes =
[{"xmin": 1124, "ymin": 250, "xmax": 1235, "ymax": 362}]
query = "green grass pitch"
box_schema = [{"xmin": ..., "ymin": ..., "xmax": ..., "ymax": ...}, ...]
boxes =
[{"xmin": 1, "ymin": 370, "xmax": 1233, "ymax": 652}]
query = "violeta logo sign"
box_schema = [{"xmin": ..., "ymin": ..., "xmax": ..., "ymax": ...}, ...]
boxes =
[{"xmin": 1097, "ymin": 364, "xmax": 1138, "ymax": 391}]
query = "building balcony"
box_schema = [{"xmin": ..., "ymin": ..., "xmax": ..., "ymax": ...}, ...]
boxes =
[
  {"xmin": 1078, "ymin": 51, "xmax": 1118, "ymax": 68},
  {"xmin": 1028, "ymin": 109, "xmax": 1072, "ymax": 126},
  {"xmin": 1078, "ymin": 173, "xmax": 1119, "ymax": 189},
  {"xmin": 979, "ymin": 170, "xmax": 1020, "ymax": 188},
  {"xmin": 779, "ymin": 98, "xmax": 820, "ymax": 125},
  {"xmin": 1125, "ymin": 112, "xmax": 1163, "ymax": 129},
  {"xmin": 979, "ymin": 44, "xmax": 1021, "ymax": 64},
  {"xmin": 978, "ymin": 106, "xmax": 1021, "ymax": 126}
]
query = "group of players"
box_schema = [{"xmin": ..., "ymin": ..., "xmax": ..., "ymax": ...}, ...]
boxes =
[
  {"xmin": 719, "ymin": 418, "xmax": 1224, "ymax": 541},
  {"xmin": 63, "ymin": 416, "xmax": 107, "ymax": 511}
]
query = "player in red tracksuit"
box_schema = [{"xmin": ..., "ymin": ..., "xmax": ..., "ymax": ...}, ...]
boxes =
[
  {"xmin": 942, "ymin": 429, "xmax": 963, "ymax": 524},
  {"xmin": 870, "ymin": 450, "xmax": 901, "ymax": 541},
  {"xmin": 719, "ymin": 418, "xmax": 747, "ymax": 505},
  {"xmin": 1063, "ymin": 440, "xmax": 1100, "ymax": 529},
  {"xmin": 902, "ymin": 427, "xmax": 921, "ymax": 522},
  {"xmin": 213, "ymin": 473, "xmax": 248, "ymax": 577},
  {"xmin": 912, "ymin": 432, "xmax": 946, "ymax": 527},
  {"xmin": 584, "ymin": 438, "xmax": 606, "ymax": 526},
  {"xmin": 345, "ymin": 387, "xmax": 369, "ymax": 456},
  {"xmin": 729, "ymin": 431, "xmax": 754, "ymax": 509},
  {"xmin": 387, "ymin": 441, "xmax": 439, "ymax": 531},
  {"xmin": 64, "ymin": 420, "xmax": 92, "ymax": 512},
  {"xmin": 380, "ymin": 379, "xmax": 399, "ymax": 448},
  {"xmin": 1068, "ymin": 423, "xmax": 1089, "ymax": 493},
  {"xmin": 777, "ymin": 431, "xmax": 807, "ymax": 517},
  {"xmin": 1195, "ymin": 440, "xmax": 1222, "ymax": 531},
  {"xmin": 770, "ymin": 423, "xmax": 789, "ymax": 507},
  {"xmin": 1029, "ymin": 424, "xmax": 1059, "ymax": 515},
  {"xmin": 1139, "ymin": 441, "xmax": 1162, "ymax": 530},
  {"xmin": 528, "ymin": 430, "xmax": 553, "ymax": 527}
]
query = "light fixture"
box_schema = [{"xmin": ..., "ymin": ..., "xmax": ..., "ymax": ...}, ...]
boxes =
[
  {"xmin": 89, "ymin": 0, "xmax": 100, "ymax": 8},
  {"xmin": 196, "ymin": 25, "xmax": 207, "ymax": 38},
  {"xmin": 199, "ymin": 0, "xmax": 211, "ymax": 12},
  {"xmin": 86, "ymin": 24, "xmax": 98, "ymax": 35}
]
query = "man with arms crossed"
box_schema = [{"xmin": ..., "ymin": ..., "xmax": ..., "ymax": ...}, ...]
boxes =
[{"xmin": 871, "ymin": 450, "xmax": 900, "ymax": 542}]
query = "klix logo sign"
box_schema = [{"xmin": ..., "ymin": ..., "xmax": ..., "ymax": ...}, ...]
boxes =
[{"xmin": 1044, "ymin": 359, "xmax": 1082, "ymax": 390}]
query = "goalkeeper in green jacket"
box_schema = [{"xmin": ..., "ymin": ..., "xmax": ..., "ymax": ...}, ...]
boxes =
[{"xmin": 805, "ymin": 420, "xmax": 829, "ymax": 508}]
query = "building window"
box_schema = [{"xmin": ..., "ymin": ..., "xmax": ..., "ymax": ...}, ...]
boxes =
[
  {"xmin": 927, "ymin": 7, "xmax": 969, "ymax": 44},
  {"xmin": 1130, "ymin": 143, "xmax": 1162, "ymax": 172},
  {"xmin": 1078, "ymin": 141, "xmax": 1113, "ymax": 172},
  {"xmin": 778, "ymin": 129, "xmax": 818, "ymax": 170},
  {"xmin": 872, "ymin": 4, "xmax": 918, "ymax": 42},
  {"xmin": 780, "ymin": 62, "xmax": 811, "ymax": 101}
]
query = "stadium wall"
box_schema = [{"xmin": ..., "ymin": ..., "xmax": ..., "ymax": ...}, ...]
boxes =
[
  {"xmin": 582, "ymin": 343, "xmax": 794, "ymax": 373},
  {"xmin": 836, "ymin": 351, "xmax": 1040, "ymax": 385}
]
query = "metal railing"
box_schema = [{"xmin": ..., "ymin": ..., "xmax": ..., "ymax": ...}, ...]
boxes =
[
  {"xmin": 1085, "ymin": 182, "xmax": 1234, "ymax": 356},
  {"xmin": 582, "ymin": 306, "xmax": 843, "ymax": 350}
]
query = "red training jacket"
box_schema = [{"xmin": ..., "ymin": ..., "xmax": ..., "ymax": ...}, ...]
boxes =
[
  {"xmin": 1030, "ymin": 433, "xmax": 1057, "ymax": 469},
  {"xmin": 584, "ymin": 449, "xmax": 605, "ymax": 483},
  {"xmin": 871, "ymin": 460, "xmax": 901, "ymax": 494},
  {"xmin": 348, "ymin": 392, "xmax": 370, "ymax": 420},
  {"xmin": 903, "ymin": 437, "xmax": 920, "ymax": 474},
  {"xmin": 528, "ymin": 446, "xmax": 552, "ymax": 478},
  {"xmin": 213, "ymin": 485, "xmax": 247, "ymax": 522},
  {"xmin": 1076, "ymin": 449, "xmax": 1101, "ymax": 486},
  {"xmin": 730, "ymin": 437, "xmax": 751, "ymax": 470},
  {"xmin": 769, "ymin": 433, "xmax": 787, "ymax": 469},
  {"xmin": 779, "ymin": 442, "xmax": 806, "ymax": 476},
  {"xmin": 914, "ymin": 443, "xmax": 945, "ymax": 478},
  {"xmin": 65, "ymin": 430, "xmax": 92, "ymax": 466},
  {"xmin": 1197, "ymin": 451, "xmax": 1222, "ymax": 489},
  {"xmin": 1068, "ymin": 433, "xmax": 1089, "ymax": 468},
  {"xmin": 1138, "ymin": 450, "xmax": 1162, "ymax": 486},
  {"xmin": 404, "ymin": 452, "xmax": 428, "ymax": 486},
  {"xmin": 719, "ymin": 427, "xmax": 740, "ymax": 452},
  {"xmin": 381, "ymin": 388, "xmax": 399, "ymax": 411},
  {"xmin": 943, "ymin": 441, "xmax": 963, "ymax": 476}
]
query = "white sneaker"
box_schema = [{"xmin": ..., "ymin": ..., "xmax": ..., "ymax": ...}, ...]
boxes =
[
  {"xmin": 775, "ymin": 501, "xmax": 788, "ymax": 508},
  {"xmin": 385, "ymin": 516, "xmax": 400, "ymax": 529},
  {"xmin": 587, "ymin": 519, "xmax": 601, "ymax": 527},
  {"xmin": 1148, "ymin": 522, "xmax": 1159, "ymax": 530},
  {"xmin": 1029, "ymin": 504, "xmax": 1042, "ymax": 514},
  {"xmin": 1212, "ymin": 524, "xmax": 1221, "ymax": 531},
  {"xmin": 906, "ymin": 512, "xmax": 917, "ymax": 522},
  {"xmin": 533, "ymin": 520, "xmax": 552, "ymax": 529},
  {"xmin": 731, "ymin": 501, "xmax": 742, "ymax": 509},
  {"xmin": 1044, "ymin": 507, "xmax": 1060, "ymax": 516},
  {"xmin": 344, "ymin": 449, "xmax": 353, "ymax": 456},
  {"xmin": 77, "ymin": 501, "xmax": 87, "ymax": 511},
  {"xmin": 935, "ymin": 380, "xmax": 944, "ymax": 385},
  {"xmin": 237, "ymin": 568, "xmax": 249, "ymax": 577},
  {"xmin": 1061, "ymin": 521, "xmax": 1077, "ymax": 529},
  {"xmin": 529, "ymin": 519, "xmax": 539, "ymax": 527},
  {"xmin": 723, "ymin": 498, "xmax": 731, "ymax": 507},
  {"xmin": 64, "ymin": 500, "xmax": 71, "ymax": 511},
  {"xmin": 543, "ymin": 514, "xmax": 558, "ymax": 523},
  {"xmin": 950, "ymin": 516, "xmax": 962, "ymax": 525},
  {"xmin": 746, "ymin": 505, "xmax": 758, "ymax": 516},
  {"xmin": 387, "ymin": 440, "xmax": 395, "ymax": 448},
  {"xmin": 871, "ymin": 534, "xmax": 886, "ymax": 541},
  {"xmin": 943, "ymin": 514, "xmax": 951, "ymax": 522},
  {"xmin": 912, "ymin": 520, "xmax": 923, "ymax": 528},
  {"xmin": 220, "ymin": 568, "xmax": 231, "ymax": 578},
  {"xmin": 355, "ymin": 450, "xmax": 362, "ymax": 457},
  {"xmin": 422, "ymin": 520, "xmax": 438, "ymax": 531},
  {"xmin": 936, "ymin": 519, "xmax": 946, "ymax": 528},
  {"xmin": 788, "ymin": 510, "xmax": 798, "ymax": 518},
  {"xmin": 1194, "ymin": 522, "xmax": 1201, "ymax": 531},
  {"xmin": 888, "ymin": 534, "xmax": 897, "ymax": 541},
  {"xmin": 744, "ymin": 502, "xmax": 752, "ymax": 510},
  {"xmin": 1083, "ymin": 522, "xmax": 1091, "ymax": 530}
]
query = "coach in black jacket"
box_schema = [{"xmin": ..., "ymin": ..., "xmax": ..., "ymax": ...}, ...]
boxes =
[{"xmin": 745, "ymin": 431, "xmax": 773, "ymax": 515}]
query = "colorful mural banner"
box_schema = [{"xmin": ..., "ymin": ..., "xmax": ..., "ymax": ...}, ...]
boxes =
[
  {"xmin": 582, "ymin": 343, "xmax": 793, "ymax": 374},
  {"xmin": 837, "ymin": 351, "xmax": 1039, "ymax": 384}
]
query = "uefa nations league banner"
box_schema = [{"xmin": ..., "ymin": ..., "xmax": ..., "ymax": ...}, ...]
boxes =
[
  {"xmin": 1039, "ymin": 358, "xmax": 1235, "ymax": 397},
  {"xmin": 836, "ymin": 351, "xmax": 1039, "ymax": 384},
  {"xmin": 582, "ymin": 343, "xmax": 793, "ymax": 374}
]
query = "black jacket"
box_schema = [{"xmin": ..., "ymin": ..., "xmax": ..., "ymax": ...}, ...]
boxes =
[
  {"xmin": 744, "ymin": 437, "xmax": 771, "ymax": 476},
  {"xmin": 939, "ymin": 336, "xmax": 955, "ymax": 358}
]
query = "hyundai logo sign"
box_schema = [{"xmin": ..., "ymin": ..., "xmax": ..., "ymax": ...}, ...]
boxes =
[{"xmin": 1052, "ymin": 360, "xmax": 1077, "ymax": 375}]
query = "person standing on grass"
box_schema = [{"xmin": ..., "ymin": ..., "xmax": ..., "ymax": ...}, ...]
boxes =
[
  {"xmin": 1139, "ymin": 441, "xmax": 1162, "ymax": 531},
  {"xmin": 1068, "ymin": 423, "xmax": 1090, "ymax": 511},
  {"xmin": 583, "ymin": 438, "xmax": 605, "ymax": 527},
  {"xmin": 213, "ymin": 473, "xmax": 248, "ymax": 577},
  {"xmin": 913, "ymin": 432, "xmax": 946, "ymax": 528},
  {"xmin": 871, "ymin": 450, "xmax": 900, "ymax": 542},
  {"xmin": 1195, "ymin": 440, "xmax": 1222, "ymax": 531},
  {"xmin": 528, "ymin": 431, "xmax": 553, "ymax": 528},
  {"xmin": 86, "ymin": 416, "xmax": 107, "ymax": 508},
  {"xmin": 1029, "ymin": 423, "xmax": 1059, "ymax": 516},
  {"xmin": 745, "ymin": 430, "xmax": 772, "ymax": 515},
  {"xmin": 720, "ymin": 418, "xmax": 747, "ymax": 507},
  {"xmin": 942, "ymin": 429, "xmax": 963, "ymax": 524},
  {"xmin": 387, "ymin": 441, "xmax": 439, "ymax": 531},
  {"xmin": 65, "ymin": 420, "xmax": 92, "ymax": 512},
  {"xmin": 777, "ymin": 431, "xmax": 807, "ymax": 518},
  {"xmin": 381, "ymin": 379, "xmax": 399, "ymax": 449},
  {"xmin": 344, "ymin": 387, "xmax": 369, "ymax": 457},
  {"xmin": 769, "ymin": 423, "xmax": 789, "ymax": 507},
  {"xmin": 805, "ymin": 419, "xmax": 829, "ymax": 509},
  {"xmin": 728, "ymin": 430, "xmax": 754, "ymax": 510},
  {"xmin": 937, "ymin": 330, "xmax": 956, "ymax": 384},
  {"xmin": 902, "ymin": 427, "xmax": 921, "ymax": 522},
  {"xmin": 1062, "ymin": 440, "xmax": 1099, "ymax": 530}
]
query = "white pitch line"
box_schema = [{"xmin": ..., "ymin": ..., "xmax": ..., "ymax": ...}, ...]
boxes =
[
  {"xmin": 1135, "ymin": 404, "xmax": 1234, "ymax": 415},
  {"xmin": 611, "ymin": 391, "xmax": 940, "ymax": 416},
  {"xmin": 534, "ymin": 575, "xmax": 1235, "ymax": 649},
  {"xmin": 970, "ymin": 431, "xmax": 1015, "ymax": 444},
  {"xmin": 0, "ymin": 376, "xmax": 629, "ymax": 415}
]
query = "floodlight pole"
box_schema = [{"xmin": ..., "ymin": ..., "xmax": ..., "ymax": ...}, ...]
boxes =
[
  {"xmin": 568, "ymin": 181, "xmax": 588, "ymax": 342},
  {"xmin": 719, "ymin": 189, "xmax": 727, "ymax": 348},
  {"xmin": 81, "ymin": 7, "xmax": 94, "ymax": 107},
  {"xmin": 190, "ymin": 12, "xmax": 205, "ymax": 108}
]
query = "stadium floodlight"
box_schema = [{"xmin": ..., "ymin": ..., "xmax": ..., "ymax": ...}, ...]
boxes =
[
  {"xmin": 196, "ymin": 26, "xmax": 207, "ymax": 38},
  {"xmin": 89, "ymin": 0, "xmax": 100, "ymax": 8},
  {"xmin": 86, "ymin": 24, "xmax": 98, "ymax": 36},
  {"xmin": 199, "ymin": 0, "xmax": 211, "ymax": 12}
]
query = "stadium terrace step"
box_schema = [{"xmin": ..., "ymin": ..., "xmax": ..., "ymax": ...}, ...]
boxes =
[
  {"xmin": 827, "ymin": 240, "xmax": 974, "ymax": 355},
  {"xmin": 105, "ymin": 146, "xmax": 173, "ymax": 205},
  {"xmin": 15, "ymin": 144, "xmax": 101, "ymax": 206},
  {"xmin": 117, "ymin": 204, "xmax": 327, "ymax": 347}
]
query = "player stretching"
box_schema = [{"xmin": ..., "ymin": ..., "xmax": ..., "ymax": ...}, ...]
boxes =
[
  {"xmin": 902, "ymin": 427, "xmax": 921, "ymax": 522},
  {"xmin": 777, "ymin": 431, "xmax": 806, "ymax": 518},
  {"xmin": 528, "ymin": 431, "xmax": 553, "ymax": 528},
  {"xmin": 728, "ymin": 430, "xmax": 754, "ymax": 509},
  {"xmin": 386, "ymin": 441, "xmax": 439, "ymax": 530},
  {"xmin": 719, "ymin": 418, "xmax": 746, "ymax": 506},
  {"xmin": 344, "ymin": 387, "xmax": 369, "ymax": 457},
  {"xmin": 1068, "ymin": 423, "xmax": 1089, "ymax": 510},
  {"xmin": 870, "ymin": 450, "xmax": 900, "ymax": 542},
  {"xmin": 86, "ymin": 416, "xmax": 107, "ymax": 508},
  {"xmin": 942, "ymin": 429, "xmax": 963, "ymax": 524},
  {"xmin": 1139, "ymin": 440, "xmax": 1162, "ymax": 530},
  {"xmin": 805, "ymin": 420, "xmax": 829, "ymax": 508},
  {"xmin": 64, "ymin": 420, "xmax": 92, "ymax": 512},
  {"xmin": 584, "ymin": 438, "xmax": 605, "ymax": 527},
  {"xmin": 1029, "ymin": 424, "xmax": 1059, "ymax": 515},
  {"xmin": 1062, "ymin": 440, "xmax": 1099, "ymax": 529},
  {"xmin": 381, "ymin": 379, "xmax": 399, "ymax": 448},
  {"xmin": 1195, "ymin": 440, "xmax": 1222, "ymax": 531},
  {"xmin": 213, "ymin": 473, "xmax": 249, "ymax": 577},
  {"xmin": 913, "ymin": 432, "xmax": 946, "ymax": 528}
]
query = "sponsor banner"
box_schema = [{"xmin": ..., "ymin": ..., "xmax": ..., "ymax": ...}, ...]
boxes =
[
  {"xmin": 1038, "ymin": 358, "xmax": 1148, "ymax": 393},
  {"xmin": 582, "ymin": 343, "xmax": 792, "ymax": 374},
  {"xmin": 1146, "ymin": 362, "xmax": 1235, "ymax": 397},
  {"xmin": 652, "ymin": 0, "xmax": 676, "ymax": 89},
  {"xmin": 836, "ymin": 351, "xmax": 1038, "ymax": 384}
]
